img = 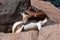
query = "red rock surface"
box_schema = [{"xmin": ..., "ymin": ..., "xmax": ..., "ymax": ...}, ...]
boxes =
[
  {"xmin": 31, "ymin": 0, "xmax": 60, "ymax": 22},
  {"xmin": 0, "ymin": 23, "xmax": 60, "ymax": 40},
  {"xmin": 0, "ymin": 0, "xmax": 23, "ymax": 32}
]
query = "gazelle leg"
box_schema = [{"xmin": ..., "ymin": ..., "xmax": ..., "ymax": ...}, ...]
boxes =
[
  {"xmin": 42, "ymin": 18, "xmax": 47, "ymax": 25},
  {"xmin": 12, "ymin": 22, "xmax": 22, "ymax": 33},
  {"xmin": 36, "ymin": 21, "xmax": 42, "ymax": 31},
  {"xmin": 36, "ymin": 18, "xmax": 47, "ymax": 31},
  {"xmin": 15, "ymin": 25, "xmax": 24, "ymax": 33}
]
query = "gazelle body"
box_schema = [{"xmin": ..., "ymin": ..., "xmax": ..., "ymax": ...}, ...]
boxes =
[
  {"xmin": 12, "ymin": 18, "xmax": 47, "ymax": 33},
  {"xmin": 12, "ymin": 11, "xmax": 47, "ymax": 33}
]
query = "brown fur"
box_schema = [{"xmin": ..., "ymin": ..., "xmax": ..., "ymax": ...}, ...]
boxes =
[
  {"xmin": 14, "ymin": 23, "xmax": 23, "ymax": 33},
  {"xmin": 25, "ymin": 10, "xmax": 45, "ymax": 16}
]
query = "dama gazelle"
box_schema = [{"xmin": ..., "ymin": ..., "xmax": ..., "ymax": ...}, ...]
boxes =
[{"xmin": 12, "ymin": 10, "xmax": 47, "ymax": 33}]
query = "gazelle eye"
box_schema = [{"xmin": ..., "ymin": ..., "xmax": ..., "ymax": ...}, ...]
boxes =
[{"xmin": 25, "ymin": 12, "xmax": 29, "ymax": 15}]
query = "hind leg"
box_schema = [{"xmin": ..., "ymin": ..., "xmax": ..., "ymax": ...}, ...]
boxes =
[{"xmin": 36, "ymin": 21, "xmax": 42, "ymax": 31}]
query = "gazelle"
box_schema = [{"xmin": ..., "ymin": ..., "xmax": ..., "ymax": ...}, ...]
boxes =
[{"xmin": 12, "ymin": 11, "xmax": 47, "ymax": 33}]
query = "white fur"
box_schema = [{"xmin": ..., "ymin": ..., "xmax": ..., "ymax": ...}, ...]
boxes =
[
  {"xmin": 15, "ymin": 25, "xmax": 24, "ymax": 33},
  {"xmin": 24, "ymin": 23, "xmax": 37, "ymax": 30},
  {"xmin": 12, "ymin": 22, "xmax": 22, "ymax": 33},
  {"xmin": 12, "ymin": 18, "xmax": 47, "ymax": 33},
  {"xmin": 36, "ymin": 21, "xmax": 42, "ymax": 30},
  {"xmin": 24, "ymin": 18, "xmax": 47, "ymax": 31},
  {"xmin": 36, "ymin": 18, "xmax": 47, "ymax": 30},
  {"xmin": 42, "ymin": 18, "xmax": 47, "ymax": 25}
]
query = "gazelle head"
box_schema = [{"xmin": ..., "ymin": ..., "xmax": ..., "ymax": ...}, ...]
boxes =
[
  {"xmin": 20, "ymin": 12, "xmax": 31, "ymax": 23},
  {"xmin": 12, "ymin": 12, "xmax": 31, "ymax": 33}
]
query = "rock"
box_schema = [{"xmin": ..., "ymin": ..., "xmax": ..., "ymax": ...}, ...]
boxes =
[
  {"xmin": 38, "ymin": 23, "xmax": 60, "ymax": 40},
  {"xmin": 0, "ymin": 25, "xmax": 6, "ymax": 32},
  {"xmin": 0, "ymin": 0, "xmax": 6, "ymax": 5},
  {"xmin": 0, "ymin": 23, "xmax": 60, "ymax": 40},
  {"xmin": 31, "ymin": 0, "xmax": 60, "ymax": 22},
  {"xmin": 0, "ymin": 0, "xmax": 22, "ymax": 24},
  {"xmin": 47, "ymin": 32, "xmax": 60, "ymax": 40},
  {"xmin": 0, "ymin": 24, "xmax": 13, "ymax": 33},
  {"xmin": 0, "ymin": 0, "xmax": 23, "ymax": 33},
  {"xmin": 0, "ymin": 0, "xmax": 19, "ymax": 15},
  {"xmin": 0, "ymin": 30, "xmax": 38, "ymax": 40}
]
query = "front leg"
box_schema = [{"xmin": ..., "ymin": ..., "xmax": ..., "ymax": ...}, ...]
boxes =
[
  {"xmin": 36, "ymin": 18, "xmax": 47, "ymax": 31},
  {"xmin": 36, "ymin": 21, "xmax": 42, "ymax": 31},
  {"xmin": 15, "ymin": 25, "xmax": 24, "ymax": 33}
]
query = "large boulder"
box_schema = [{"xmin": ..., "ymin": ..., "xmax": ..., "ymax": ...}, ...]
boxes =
[
  {"xmin": 0, "ymin": 0, "xmax": 22, "ymax": 24},
  {"xmin": 38, "ymin": 23, "xmax": 60, "ymax": 40},
  {"xmin": 0, "ymin": 30, "xmax": 38, "ymax": 40},
  {"xmin": 0, "ymin": 0, "xmax": 23, "ymax": 33},
  {"xmin": 31, "ymin": 0, "xmax": 60, "ymax": 22},
  {"xmin": 0, "ymin": 23, "xmax": 60, "ymax": 40}
]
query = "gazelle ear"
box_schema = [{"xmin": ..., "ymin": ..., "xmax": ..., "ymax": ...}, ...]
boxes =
[{"xmin": 20, "ymin": 12, "xmax": 25, "ymax": 16}]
